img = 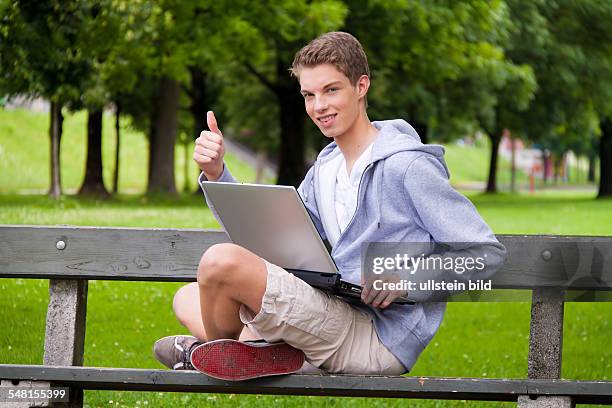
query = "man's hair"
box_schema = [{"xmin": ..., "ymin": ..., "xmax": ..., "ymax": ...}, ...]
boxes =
[{"xmin": 290, "ymin": 31, "xmax": 370, "ymax": 86}]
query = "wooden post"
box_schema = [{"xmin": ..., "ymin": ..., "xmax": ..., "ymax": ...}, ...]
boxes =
[
  {"xmin": 517, "ymin": 288, "xmax": 574, "ymax": 408},
  {"xmin": 43, "ymin": 279, "xmax": 88, "ymax": 407}
]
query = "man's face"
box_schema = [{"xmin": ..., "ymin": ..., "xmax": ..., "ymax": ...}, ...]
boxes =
[{"xmin": 299, "ymin": 64, "xmax": 367, "ymax": 139}]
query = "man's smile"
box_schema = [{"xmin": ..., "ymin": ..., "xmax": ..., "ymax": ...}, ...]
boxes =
[{"xmin": 318, "ymin": 113, "xmax": 337, "ymax": 127}]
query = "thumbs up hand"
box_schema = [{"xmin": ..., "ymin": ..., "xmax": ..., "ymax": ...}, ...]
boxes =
[{"xmin": 194, "ymin": 111, "xmax": 226, "ymax": 181}]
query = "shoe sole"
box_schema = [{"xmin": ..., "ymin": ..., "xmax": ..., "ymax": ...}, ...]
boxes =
[{"xmin": 190, "ymin": 339, "xmax": 305, "ymax": 381}]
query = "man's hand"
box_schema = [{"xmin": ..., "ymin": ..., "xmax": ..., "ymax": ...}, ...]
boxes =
[
  {"xmin": 194, "ymin": 111, "xmax": 225, "ymax": 181},
  {"xmin": 361, "ymin": 273, "xmax": 407, "ymax": 309}
]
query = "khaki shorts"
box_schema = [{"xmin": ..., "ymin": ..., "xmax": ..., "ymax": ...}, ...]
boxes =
[{"xmin": 239, "ymin": 261, "xmax": 406, "ymax": 375}]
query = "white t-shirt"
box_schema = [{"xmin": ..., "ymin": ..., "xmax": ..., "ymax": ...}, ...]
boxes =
[
  {"xmin": 335, "ymin": 144, "xmax": 374, "ymax": 232},
  {"xmin": 317, "ymin": 144, "xmax": 374, "ymax": 247}
]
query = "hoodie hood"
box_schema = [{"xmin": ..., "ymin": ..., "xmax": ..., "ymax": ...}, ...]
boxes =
[{"xmin": 314, "ymin": 119, "xmax": 450, "ymax": 178}]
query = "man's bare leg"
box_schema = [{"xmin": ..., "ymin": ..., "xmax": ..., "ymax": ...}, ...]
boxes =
[
  {"xmin": 196, "ymin": 243, "xmax": 268, "ymax": 340},
  {"xmin": 173, "ymin": 282, "xmax": 259, "ymax": 341},
  {"xmin": 188, "ymin": 244, "xmax": 305, "ymax": 379}
]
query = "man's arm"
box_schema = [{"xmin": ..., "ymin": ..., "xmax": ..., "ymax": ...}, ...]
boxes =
[
  {"xmin": 399, "ymin": 155, "xmax": 507, "ymax": 302},
  {"xmin": 362, "ymin": 155, "xmax": 506, "ymax": 307}
]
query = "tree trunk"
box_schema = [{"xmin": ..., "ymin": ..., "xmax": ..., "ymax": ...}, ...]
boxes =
[
  {"xmin": 553, "ymin": 154, "xmax": 560, "ymax": 184},
  {"xmin": 413, "ymin": 121, "xmax": 428, "ymax": 144},
  {"xmin": 541, "ymin": 149, "xmax": 551, "ymax": 184},
  {"xmin": 189, "ymin": 66, "xmax": 209, "ymax": 193},
  {"xmin": 184, "ymin": 140, "xmax": 190, "ymax": 192},
  {"xmin": 598, "ymin": 118, "xmax": 612, "ymax": 198},
  {"xmin": 48, "ymin": 101, "xmax": 63, "ymax": 199},
  {"xmin": 255, "ymin": 150, "xmax": 266, "ymax": 184},
  {"xmin": 147, "ymin": 76, "xmax": 180, "ymax": 195},
  {"xmin": 486, "ymin": 132, "xmax": 502, "ymax": 193},
  {"xmin": 510, "ymin": 131, "xmax": 516, "ymax": 193},
  {"xmin": 276, "ymin": 87, "xmax": 306, "ymax": 187},
  {"xmin": 113, "ymin": 103, "xmax": 120, "ymax": 194},
  {"xmin": 276, "ymin": 57, "xmax": 306, "ymax": 187},
  {"xmin": 408, "ymin": 104, "xmax": 428, "ymax": 144},
  {"xmin": 588, "ymin": 152, "xmax": 596, "ymax": 183},
  {"xmin": 78, "ymin": 109, "xmax": 109, "ymax": 197}
]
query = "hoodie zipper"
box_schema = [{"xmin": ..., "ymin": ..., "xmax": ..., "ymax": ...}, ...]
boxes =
[{"xmin": 333, "ymin": 162, "xmax": 374, "ymax": 251}]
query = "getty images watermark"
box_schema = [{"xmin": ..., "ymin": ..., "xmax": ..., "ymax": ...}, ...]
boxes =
[
  {"xmin": 360, "ymin": 241, "xmax": 612, "ymax": 302},
  {"xmin": 370, "ymin": 251, "xmax": 491, "ymax": 292},
  {"xmin": 360, "ymin": 241, "xmax": 505, "ymax": 303}
]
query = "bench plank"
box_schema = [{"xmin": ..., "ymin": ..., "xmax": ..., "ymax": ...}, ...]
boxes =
[
  {"xmin": 0, "ymin": 365, "xmax": 611, "ymax": 404},
  {"xmin": 0, "ymin": 226, "xmax": 228, "ymax": 281},
  {"xmin": 1, "ymin": 226, "xmax": 611, "ymax": 290}
]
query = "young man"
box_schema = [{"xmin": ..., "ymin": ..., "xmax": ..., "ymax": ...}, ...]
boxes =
[{"xmin": 154, "ymin": 32, "xmax": 506, "ymax": 380}]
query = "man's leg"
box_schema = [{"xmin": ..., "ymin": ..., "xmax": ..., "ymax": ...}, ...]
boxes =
[
  {"xmin": 153, "ymin": 244, "xmax": 264, "ymax": 371},
  {"xmin": 196, "ymin": 243, "xmax": 268, "ymax": 340},
  {"xmin": 173, "ymin": 282, "xmax": 258, "ymax": 341},
  {"xmin": 189, "ymin": 243, "xmax": 305, "ymax": 380}
]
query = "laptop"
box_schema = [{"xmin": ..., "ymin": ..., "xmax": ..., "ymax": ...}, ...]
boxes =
[{"xmin": 201, "ymin": 181, "xmax": 411, "ymax": 304}]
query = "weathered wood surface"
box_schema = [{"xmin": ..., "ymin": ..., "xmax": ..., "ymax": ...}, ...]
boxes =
[
  {"xmin": 0, "ymin": 226, "xmax": 228, "ymax": 281},
  {"xmin": 1, "ymin": 226, "xmax": 611, "ymax": 289},
  {"xmin": 0, "ymin": 365, "xmax": 610, "ymax": 404}
]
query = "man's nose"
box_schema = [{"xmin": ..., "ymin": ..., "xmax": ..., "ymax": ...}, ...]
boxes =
[{"xmin": 314, "ymin": 95, "xmax": 328, "ymax": 112}]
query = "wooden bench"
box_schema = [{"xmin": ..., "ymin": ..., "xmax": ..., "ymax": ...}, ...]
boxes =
[{"xmin": 0, "ymin": 225, "xmax": 610, "ymax": 407}]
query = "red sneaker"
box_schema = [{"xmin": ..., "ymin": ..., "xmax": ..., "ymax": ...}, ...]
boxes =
[{"xmin": 190, "ymin": 339, "xmax": 305, "ymax": 381}]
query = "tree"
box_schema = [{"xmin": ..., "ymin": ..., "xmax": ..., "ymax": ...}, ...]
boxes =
[
  {"xmin": 141, "ymin": 2, "xmax": 209, "ymax": 194},
  {"xmin": 558, "ymin": 1, "xmax": 612, "ymax": 197},
  {"xmin": 0, "ymin": 0, "xmax": 91, "ymax": 198},
  {"xmin": 501, "ymin": 1, "xmax": 612, "ymax": 196},
  {"xmin": 76, "ymin": 1, "xmax": 124, "ymax": 197}
]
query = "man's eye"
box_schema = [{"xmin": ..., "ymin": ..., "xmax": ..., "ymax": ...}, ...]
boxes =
[
  {"xmin": 328, "ymin": 88, "xmax": 338, "ymax": 93},
  {"xmin": 303, "ymin": 93, "xmax": 313, "ymax": 99}
]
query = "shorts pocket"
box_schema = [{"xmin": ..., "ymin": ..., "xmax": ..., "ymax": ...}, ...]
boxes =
[{"xmin": 287, "ymin": 290, "xmax": 352, "ymax": 344}]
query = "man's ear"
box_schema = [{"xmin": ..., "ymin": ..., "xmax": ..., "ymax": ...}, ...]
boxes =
[{"xmin": 357, "ymin": 75, "xmax": 370, "ymax": 99}]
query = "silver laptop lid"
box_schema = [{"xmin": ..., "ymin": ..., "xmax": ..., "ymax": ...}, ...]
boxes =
[{"xmin": 201, "ymin": 181, "xmax": 338, "ymax": 274}]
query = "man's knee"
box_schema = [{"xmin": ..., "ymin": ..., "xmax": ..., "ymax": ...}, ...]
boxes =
[
  {"xmin": 172, "ymin": 282, "xmax": 198, "ymax": 325},
  {"xmin": 197, "ymin": 243, "xmax": 244, "ymax": 287}
]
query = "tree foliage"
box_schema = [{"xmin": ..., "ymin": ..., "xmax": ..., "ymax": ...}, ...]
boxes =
[{"xmin": 1, "ymin": 0, "xmax": 611, "ymax": 193}]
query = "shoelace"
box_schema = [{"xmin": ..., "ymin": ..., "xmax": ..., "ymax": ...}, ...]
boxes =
[{"xmin": 172, "ymin": 337, "xmax": 201, "ymax": 370}]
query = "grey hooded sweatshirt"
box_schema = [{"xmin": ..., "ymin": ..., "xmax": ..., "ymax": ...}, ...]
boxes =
[{"xmin": 202, "ymin": 119, "xmax": 506, "ymax": 371}]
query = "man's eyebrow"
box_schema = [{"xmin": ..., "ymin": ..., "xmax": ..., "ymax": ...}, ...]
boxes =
[{"xmin": 301, "ymin": 81, "xmax": 343, "ymax": 93}]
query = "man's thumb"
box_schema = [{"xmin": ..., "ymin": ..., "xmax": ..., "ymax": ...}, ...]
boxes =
[{"xmin": 207, "ymin": 111, "xmax": 223, "ymax": 136}]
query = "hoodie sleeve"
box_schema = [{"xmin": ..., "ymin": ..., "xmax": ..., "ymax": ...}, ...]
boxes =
[
  {"xmin": 297, "ymin": 165, "xmax": 328, "ymax": 241},
  {"xmin": 198, "ymin": 163, "xmax": 237, "ymax": 225},
  {"xmin": 401, "ymin": 155, "xmax": 507, "ymax": 301}
]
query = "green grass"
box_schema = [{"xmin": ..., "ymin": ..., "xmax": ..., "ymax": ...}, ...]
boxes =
[{"xmin": 0, "ymin": 108, "xmax": 609, "ymax": 407}]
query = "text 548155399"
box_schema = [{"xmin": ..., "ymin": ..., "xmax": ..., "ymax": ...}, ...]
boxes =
[{"xmin": 0, "ymin": 387, "xmax": 69, "ymax": 402}]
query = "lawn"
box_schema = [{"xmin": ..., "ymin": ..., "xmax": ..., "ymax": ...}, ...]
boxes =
[{"xmin": 1, "ymin": 108, "xmax": 610, "ymax": 407}]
